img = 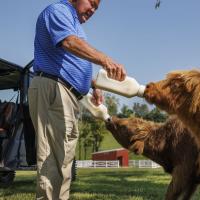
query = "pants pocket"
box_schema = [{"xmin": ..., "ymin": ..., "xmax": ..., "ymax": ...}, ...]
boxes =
[{"xmin": 28, "ymin": 87, "xmax": 38, "ymax": 128}]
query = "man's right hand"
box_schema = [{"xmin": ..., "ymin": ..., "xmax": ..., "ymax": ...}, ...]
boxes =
[{"xmin": 102, "ymin": 56, "xmax": 126, "ymax": 81}]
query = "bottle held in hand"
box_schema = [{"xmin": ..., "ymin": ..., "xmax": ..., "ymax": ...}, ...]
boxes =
[
  {"xmin": 80, "ymin": 93, "xmax": 110, "ymax": 121},
  {"xmin": 95, "ymin": 69, "xmax": 145, "ymax": 98}
]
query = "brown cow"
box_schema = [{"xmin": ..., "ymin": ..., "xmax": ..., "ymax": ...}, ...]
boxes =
[
  {"xmin": 106, "ymin": 116, "xmax": 200, "ymax": 200},
  {"xmin": 144, "ymin": 69, "xmax": 200, "ymax": 147}
]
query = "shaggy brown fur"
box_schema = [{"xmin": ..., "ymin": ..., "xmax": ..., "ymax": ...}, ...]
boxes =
[
  {"xmin": 106, "ymin": 116, "xmax": 200, "ymax": 200},
  {"xmin": 144, "ymin": 69, "xmax": 200, "ymax": 146}
]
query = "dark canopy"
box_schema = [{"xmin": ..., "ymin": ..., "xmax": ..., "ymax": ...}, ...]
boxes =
[{"xmin": 0, "ymin": 58, "xmax": 33, "ymax": 90}]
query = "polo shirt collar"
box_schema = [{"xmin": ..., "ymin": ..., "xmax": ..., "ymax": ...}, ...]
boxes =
[{"xmin": 61, "ymin": 0, "xmax": 79, "ymax": 19}]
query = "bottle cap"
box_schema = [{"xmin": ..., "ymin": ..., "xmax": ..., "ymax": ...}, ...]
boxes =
[
  {"xmin": 137, "ymin": 85, "xmax": 146, "ymax": 97},
  {"xmin": 103, "ymin": 113, "xmax": 111, "ymax": 121}
]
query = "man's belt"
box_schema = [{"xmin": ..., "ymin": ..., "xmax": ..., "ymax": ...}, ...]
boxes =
[{"xmin": 35, "ymin": 71, "xmax": 83, "ymax": 100}]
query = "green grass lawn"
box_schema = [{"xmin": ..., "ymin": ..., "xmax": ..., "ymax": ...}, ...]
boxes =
[{"xmin": 0, "ymin": 168, "xmax": 200, "ymax": 200}]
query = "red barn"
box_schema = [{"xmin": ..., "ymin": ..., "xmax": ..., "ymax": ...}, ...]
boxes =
[{"xmin": 92, "ymin": 148, "xmax": 129, "ymax": 167}]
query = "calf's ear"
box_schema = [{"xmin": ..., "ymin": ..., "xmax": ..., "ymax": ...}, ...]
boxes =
[{"xmin": 129, "ymin": 141, "xmax": 144, "ymax": 155}]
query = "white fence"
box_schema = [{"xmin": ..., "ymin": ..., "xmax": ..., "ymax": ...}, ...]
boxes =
[
  {"xmin": 129, "ymin": 160, "xmax": 161, "ymax": 168},
  {"xmin": 76, "ymin": 160, "xmax": 161, "ymax": 168},
  {"xmin": 77, "ymin": 160, "xmax": 120, "ymax": 168}
]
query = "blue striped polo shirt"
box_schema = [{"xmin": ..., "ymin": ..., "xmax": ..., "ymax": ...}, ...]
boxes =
[{"xmin": 33, "ymin": 0, "xmax": 92, "ymax": 95}]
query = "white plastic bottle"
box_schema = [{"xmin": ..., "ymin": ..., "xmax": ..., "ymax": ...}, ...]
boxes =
[
  {"xmin": 80, "ymin": 93, "xmax": 110, "ymax": 121},
  {"xmin": 94, "ymin": 69, "xmax": 145, "ymax": 98}
]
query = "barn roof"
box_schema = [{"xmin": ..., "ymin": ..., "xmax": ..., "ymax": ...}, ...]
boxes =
[{"xmin": 92, "ymin": 148, "xmax": 127, "ymax": 154}]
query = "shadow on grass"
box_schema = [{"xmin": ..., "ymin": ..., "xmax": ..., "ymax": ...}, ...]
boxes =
[
  {"xmin": 70, "ymin": 168, "xmax": 170, "ymax": 199},
  {"xmin": 0, "ymin": 177, "xmax": 36, "ymax": 197},
  {"xmin": 0, "ymin": 168, "xmax": 170, "ymax": 200}
]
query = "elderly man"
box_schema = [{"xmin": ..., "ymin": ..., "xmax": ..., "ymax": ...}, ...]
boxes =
[{"xmin": 28, "ymin": 0, "xmax": 126, "ymax": 199}]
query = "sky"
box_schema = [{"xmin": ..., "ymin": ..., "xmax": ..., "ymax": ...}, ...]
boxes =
[{"xmin": 0, "ymin": 0, "xmax": 200, "ymax": 107}]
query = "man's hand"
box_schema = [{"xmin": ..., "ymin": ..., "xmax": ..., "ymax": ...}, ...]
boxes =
[
  {"xmin": 102, "ymin": 56, "xmax": 126, "ymax": 81},
  {"xmin": 91, "ymin": 88, "xmax": 103, "ymax": 106}
]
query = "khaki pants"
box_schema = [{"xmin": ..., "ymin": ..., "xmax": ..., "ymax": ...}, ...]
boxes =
[{"xmin": 28, "ymin": 76, "xmax": 79, "ymax": 200}]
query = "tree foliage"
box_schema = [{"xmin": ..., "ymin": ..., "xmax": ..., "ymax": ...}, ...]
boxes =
[
  {"xmin": 118, "ymin": 102, "xmax": 167, "ymax": 122},
  {"xmin": 144, "ymin": 107, "xmax": 168, "ymax": 122},
  {"xmin": 104, "ymin": 93, "xmax": 119, "ymax": 116},
  {"xmin": 132, "ymin": 102, "xmax": 149, "ymax": 118},
  {"xmin": 78, "ymin": 106, "xmax": 107, "ymax": 159},
  {"xmin": 118, "ymin": 105, "xmax": 133, "ymax": 118}
]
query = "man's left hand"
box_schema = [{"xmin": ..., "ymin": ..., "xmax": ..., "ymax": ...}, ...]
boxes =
[{"xmin": 91, "ymin": 88, "xmax": 103, "ymax": 106}]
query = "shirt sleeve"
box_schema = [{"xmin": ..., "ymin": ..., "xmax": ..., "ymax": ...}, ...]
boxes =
[{"xmin": 47, "ymin": 7, "xmax": 77, "ymax": 47}]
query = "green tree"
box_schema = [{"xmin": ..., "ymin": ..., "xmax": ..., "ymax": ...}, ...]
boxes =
[
  {"xmin": 78, "ymin": 107, "xmax": 93, "ymax": 160},
  {"xmin": 82, "ymin": 130, "xmax": 93, "ymax": 160},
  {"xmin": 144, "ymin": 107, "xmax": 168, "ymax": 122},
  {"xmin": 118, "ymin": 104, "xmax": 133, "ymax": 118},
  {"xmin": 132, "ymin": 102, "xmax": 149, "ymax": 118},
  {"xmin": 78, "ymin": 105, "xmax": 107, "ymax": 158},
  {"xmin": 104, "ymin": 93, "xmax": 119, "ymax": 116},
  {"xmin": 90, "ymin": 120, "xmax": 107, "ymax": 152}
]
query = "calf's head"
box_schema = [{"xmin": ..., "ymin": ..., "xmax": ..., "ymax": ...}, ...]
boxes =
[
  {"xmin": 106, "ymin": 116, "xmax": 153, "ymax": 155},
  {"xmin": 144, "ymin": 70, "xmax": 200, "ymax": 116}
]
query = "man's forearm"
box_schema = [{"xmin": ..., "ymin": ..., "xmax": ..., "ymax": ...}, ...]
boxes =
[
  {"xmin": 61, "ymin": 35, "xmax": 107, "ymax": 67},
  {"xmin": 61, "ymin": 35, "xmax": 126, "ymax": 81}
]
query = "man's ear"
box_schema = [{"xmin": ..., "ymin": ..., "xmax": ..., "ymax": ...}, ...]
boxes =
[{"xmin": 69, "ymin": 0, "xmax": 77, "ymax": 4}]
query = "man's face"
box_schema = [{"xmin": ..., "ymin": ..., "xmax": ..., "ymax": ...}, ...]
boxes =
[{"xmin": 75, "ymin": 0, "xmax": 100, "ymax": 23}]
